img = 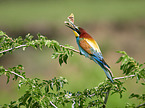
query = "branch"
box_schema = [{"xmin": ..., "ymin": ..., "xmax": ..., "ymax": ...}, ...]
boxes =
[
  {"xmin": 0, "ymin": 44, "xmax": 80, "ymax": 54},
  {"xmin": 113, "ymin": 75, "xmax": 135, "ymax": 80},
  {"xmin": 50, "ymin": 101, "xmax": 58, "ymax": 108},
  {"xmin": 0, "ymin": 45, "xmax": 27, "ymax": 54},
  {"xmin": 1, "ymin": 36, "xmax": 141, "ymax": 82},
  {"xmin": 136, "ymin": 103, "xmax": 145, "ymax": 108},
  {"xmin": 72, "ymin": 100, "xmax": 75, "ymax": 108},
  {"xmin": 40, "ymin": 95, "xmax": 57, "ymax": 108},
  {"xmin": 103, "ymin": 88, "xmax": 111, "ymax": 108},
  {"xmin": 5, "ymin": 69, "xmax": 25, "ymax": 79},
  {"xmin": 59, "ymin": 45, "xmax": 80, "ymax": 54}
]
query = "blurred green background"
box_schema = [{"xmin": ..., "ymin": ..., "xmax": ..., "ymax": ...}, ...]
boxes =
[{"xmin": 0, "ymin": 0, "xmax": 145, "ymax": 107}]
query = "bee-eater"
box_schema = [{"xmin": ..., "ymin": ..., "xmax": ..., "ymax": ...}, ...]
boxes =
[{"xmin": 64, "ymin": 13, "xmax": 114, "ymax": 83}]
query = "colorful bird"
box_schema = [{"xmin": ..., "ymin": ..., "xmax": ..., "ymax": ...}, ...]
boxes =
[{"xmin": 64, "ymin": 13, "xmax": 114, "ymax": 83}]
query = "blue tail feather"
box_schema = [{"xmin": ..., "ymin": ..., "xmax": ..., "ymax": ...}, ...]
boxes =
[
  {"xmin": 102, "ymin": 68, "xmax": 114, "ymax": 83},
  {"xmin": 91, "ymin": 56, "xmax": 114, "ymax": 83}
]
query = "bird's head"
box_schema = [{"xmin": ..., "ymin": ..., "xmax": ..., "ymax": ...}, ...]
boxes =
[{"xmin": 64, "ymin": 21, "xmax": 81, "ymax": 37}]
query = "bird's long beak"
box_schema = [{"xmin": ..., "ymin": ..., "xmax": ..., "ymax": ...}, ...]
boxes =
[{"xmin": 64, "ymin": 21, "xmax": 80, "ymax": 35}]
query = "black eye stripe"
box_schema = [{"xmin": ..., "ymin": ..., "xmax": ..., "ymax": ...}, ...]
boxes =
[{"xmin": 76, "ymin": 28, "xmax": 81, "ymax": 35}]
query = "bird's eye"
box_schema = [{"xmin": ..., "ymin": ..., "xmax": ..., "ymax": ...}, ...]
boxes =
[{"xmin": 76, "ymin": 29, "xmax": 81, "ymax": 35}]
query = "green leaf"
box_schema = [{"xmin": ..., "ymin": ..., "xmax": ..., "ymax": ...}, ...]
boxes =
[
  {"xmin": 63, "ymin": 54, "xmax": 68, "ymax": 64},
  {"xmin": 129, "ymin": 93, "xmax": 140, "ymax": 99},
  {"xmin": 121, "ymin": 55, "xmax": 128, "ymax": 65},
  {"xmin": 51, "ymin": 40, "xmax": 60, "ymax": 51},
  {"xmin": 116, "ymin": 51, "xmax": 127, "ymax": 55},
  {"xmin": 139, "ymin": 64, "xmax": 143, "ymax": 68},
  {"xmin": 25, "ymin": 33, "xmax": 33, "ymax": 41},
  {"xmin": 122, "ymin": 87, "xmax": 127, "ymax": 91},
  {"xmin": 0, "ymin": 36, "xmax": 5, "ymax": 43},
  {"xmin": 70, "ymin": 50, "xmax": 74, "ymax": 56},
  {"xmin": 60, "ymin": 81, "xmax": 64, "ymax": 88},
  {"xmin": 6, "ymin": 72, "xmax": 10, "ymax": 84},
  {"xmin": 51, "ymin": 53, "xmax": 59, "ymax": 59},
  {"xmin": 59, "ymin": 54, "xmax": 63, "ymax": 66},
  {"xmin": 28, "ymin": 97, "xmax": 32, "ymax": 105},
  {"xmin": 45, "ymin": 85, "xmax": 49, "ymax": 93},
  {"xmin": 136, "ymin": 73, "xmax": 140, "ymax": 83},
  {"xmin": 17, "ymin": 65, "xmax": 24, "ymax": 70},
  {"xmin": 56, "ymin": 85, "xmax": 60, "ymax": 91},
  {"xmin": 0, "ymin": 66, "xmax": 5, "ymax": 76},
  {"xmin": 126, "ymin": 65, "xmax": 134, "ymax": 75},
  {"xmin": 116, "ymin": 57, "xmax": 123, "ymax": 63},
  {"xmin": 0, "ymin": 31, "xmax": 6, "ymax": 36},
  {"xmin": 45, "ymin": 40, "xmax": 51, "ymax": 47},
  {"xmin": 50, "ymin": 82, "xmax": 53, "ymax": 90},
  {"xmin": 141, "ymin": 83, "xmax": 145, "ymax": 85}
]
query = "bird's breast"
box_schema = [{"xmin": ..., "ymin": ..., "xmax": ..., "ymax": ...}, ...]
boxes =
[{"xmin": 79, "ymin": 39, "xmax": 92, "ymax": 54}]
